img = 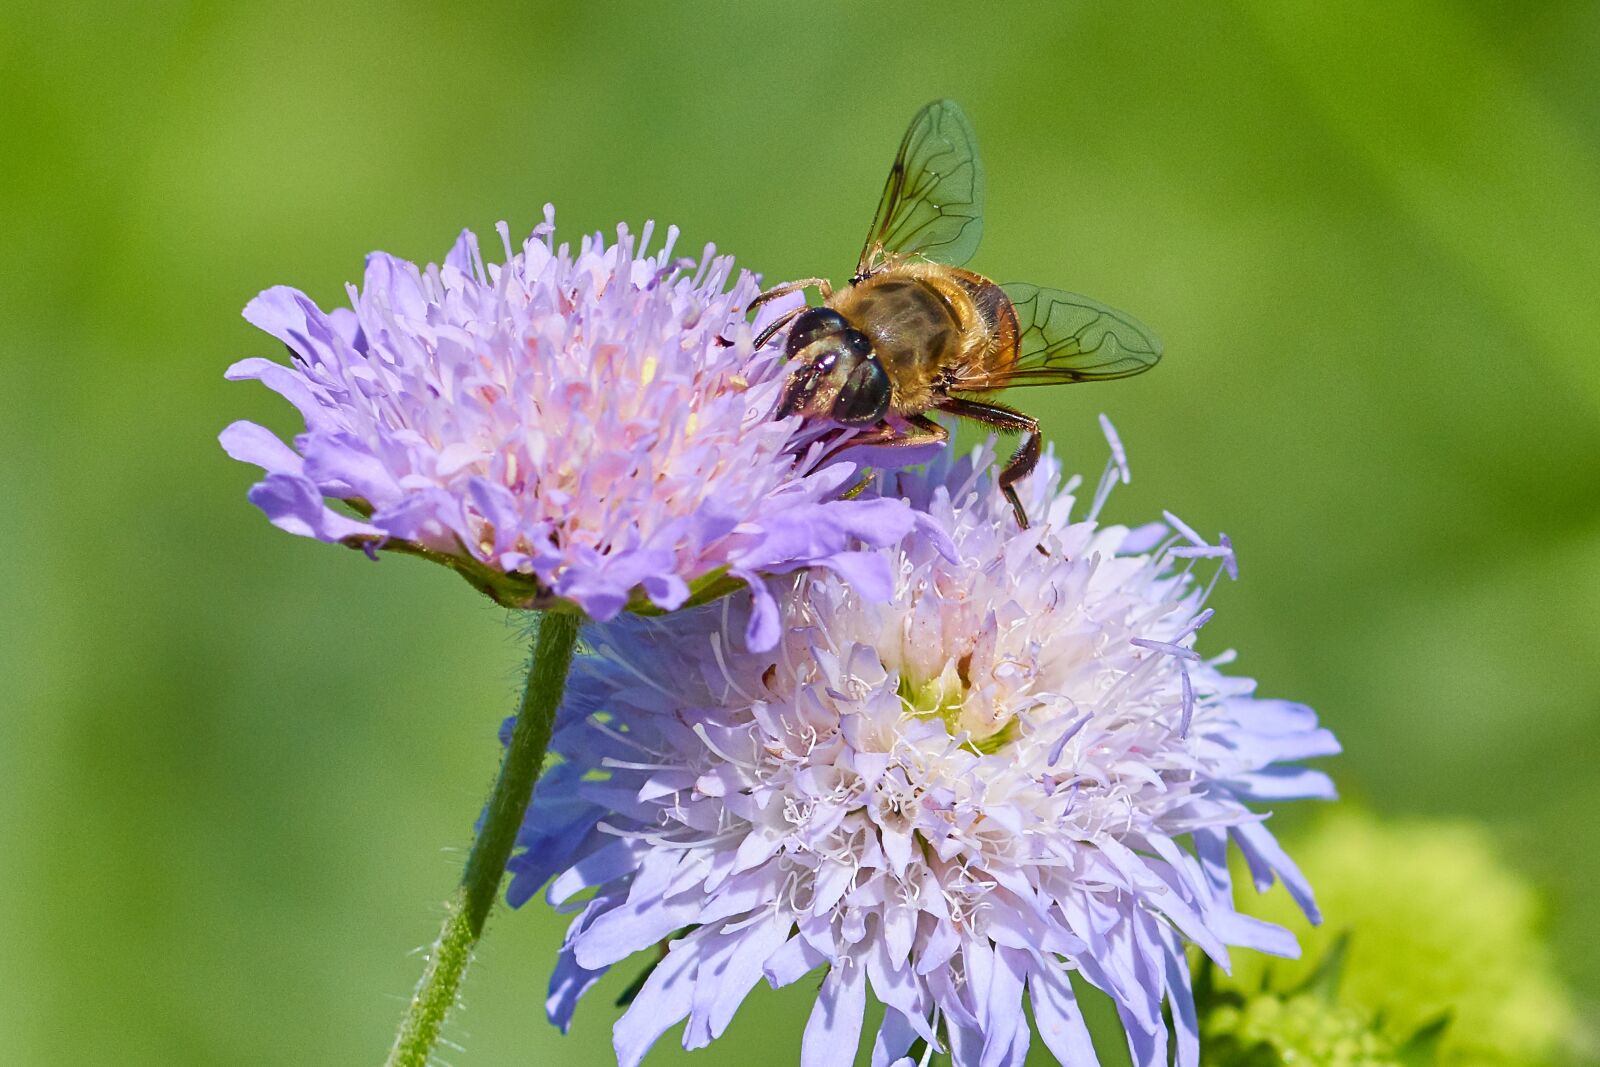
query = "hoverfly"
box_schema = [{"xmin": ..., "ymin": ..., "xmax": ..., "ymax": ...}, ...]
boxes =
[{"xmin": 752, "ymin": 99, "xmax": 1162, "ymax": 528}]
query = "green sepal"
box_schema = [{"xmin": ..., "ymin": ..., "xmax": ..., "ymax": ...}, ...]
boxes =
[
  {"xmin": 342, "ymin": 533, "xmax": 569, "ymax": 611},
  {"xmin": 341, "ymin": 502, "xmax": 752, "ymax": 619},
  {"xmin": 625, "ymin": 566, "xmax": 745, "ymax": 617}
]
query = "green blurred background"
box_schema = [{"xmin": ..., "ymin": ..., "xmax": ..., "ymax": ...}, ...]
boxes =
[{"xmin": 4, "ymin": 1, "xmax": 1598, "ymax": 1063}]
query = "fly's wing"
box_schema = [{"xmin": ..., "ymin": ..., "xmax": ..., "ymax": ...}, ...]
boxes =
[
  {"xmin": 855, "ymin": 100, "xmax": 985, "ymax": 279},
  {"xmin": 952, "ymin": 282, "xmax": 1163, "ymax": 390}
]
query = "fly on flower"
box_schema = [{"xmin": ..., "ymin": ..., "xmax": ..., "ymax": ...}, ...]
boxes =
[
  {"xmin": 220, "ymin": 209, "xmax": 933, "ymax": 649},
  {"xmin": 754, "ymin": 99, "xmax": 1164, "ymax": 528}
]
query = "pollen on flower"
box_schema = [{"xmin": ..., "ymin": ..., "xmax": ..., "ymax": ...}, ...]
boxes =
[
  {"xmin": 509, "ymin": 430, "xmax": 1340, "ymax": 1067},
  {"xmin": 898, "ymin": 657, "xmax": 1018, "ymax": 753}
]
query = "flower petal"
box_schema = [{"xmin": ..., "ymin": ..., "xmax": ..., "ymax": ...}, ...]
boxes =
[
  {"xmin": 246, "ymin": 473, "xmax": 378, "ymax": 542},
  {"xmin": 802, "ymin": 963, "xmax": 867, "ymax": 1067}
]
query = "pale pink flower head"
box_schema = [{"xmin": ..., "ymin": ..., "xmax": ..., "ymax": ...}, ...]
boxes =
[{"xmin": 221, "ymin": 208, "xmax": 923, "ymax": 646}]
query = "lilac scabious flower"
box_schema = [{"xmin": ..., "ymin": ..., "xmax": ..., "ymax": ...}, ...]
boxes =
[
  {"xmin": 221, "ymin": 207, "xmax": 918, "ymax": 647},
  {"xmin": 510, "ymin": 428, "xmax": 1339, "ymax": 1066}
]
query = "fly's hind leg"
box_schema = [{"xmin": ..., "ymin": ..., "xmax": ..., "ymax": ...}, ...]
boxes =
[{"xmin": 934, "ymin": 397, "xmax": 1041, "ymax": 529}]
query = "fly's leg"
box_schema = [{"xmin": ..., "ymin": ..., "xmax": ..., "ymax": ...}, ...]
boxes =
[
  {"xmin": 820, "ymin": 413, "xmax": 948, "ymax": 467},
  {"xmin": 819, "ymin": 414, "xmax": 949, "ymax": 502},
  {"xmin": 747, "ymin": 276, "xmax": 835, "ymax": 314},
  {"xmin": 934, "ymin": 397, "xmax": 1041, "ymax": 529},
  {"xmin": 836, "ymin": 415, "xmax": 950, "ymax": 498},
  {"xmin": 753, "ymin": 305, "xmax": 805, "ymax": 349}
]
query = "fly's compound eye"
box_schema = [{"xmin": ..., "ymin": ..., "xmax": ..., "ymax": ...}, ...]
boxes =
[
  {"xmin": 785, "ymin": 307, "xmax": 851, "ymax": 355},
  {"xmin": 830, "ymin": 346, "xmax": 890, "ymax": 426}
]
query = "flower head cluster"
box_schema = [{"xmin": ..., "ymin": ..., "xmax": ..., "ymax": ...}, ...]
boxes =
[
  {"xmin": 1233, "ymin": 812, "xmax": 1579, "ymax": 1065},
  {"xmin": 511, "ymin": 434, "xmax": 1339, "ymax": 1066},
  {"xmin": 221, "ymin": 209, "xmax": 920, "ymax": 646},
  {"xmin": 1203, "ymin": 992, "xmax": 1403, "ymax": 1067}
]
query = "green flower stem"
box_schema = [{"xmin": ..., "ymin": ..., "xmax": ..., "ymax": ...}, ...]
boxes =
[{"xmin": 385, "ymin": 609, "xmax": 583, "ymax": 1067}]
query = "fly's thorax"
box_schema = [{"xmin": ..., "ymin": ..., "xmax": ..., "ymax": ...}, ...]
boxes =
[{"xmin": 831, "ymin": 267, "xmax": 973, "ymax": 412}]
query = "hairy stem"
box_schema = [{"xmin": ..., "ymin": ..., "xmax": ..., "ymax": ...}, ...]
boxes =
[{"xmin": 385, "ymin": 610, "xmax": 582, "ymax": 1067}]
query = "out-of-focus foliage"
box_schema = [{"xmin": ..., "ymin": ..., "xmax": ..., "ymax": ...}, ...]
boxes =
[
  {"xmin": 3, "ymin": 1, "xmax": 1598, "ymax": 1064},
  {"xmin": 1234, "ymin": 813, "xmax": 1580, "ymax": 1065},
  {"xmin": 1203, "ymin": 990, "xmax": 1403, "ymax": 1067}
]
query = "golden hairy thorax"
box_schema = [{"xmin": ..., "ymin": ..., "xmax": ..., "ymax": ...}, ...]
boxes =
[{"xmin": 828, "ymin": 261, "xmax": 1019, "ymax": 414}]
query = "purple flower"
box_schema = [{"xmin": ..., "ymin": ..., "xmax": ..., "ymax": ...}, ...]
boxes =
[
  {"xmin": 221, "ymin": 208, "xmax": 920, "ymax": 647},
  {"xmin": 510, "ymin": 428, "xmax": 1339, "ymax": 1066}
]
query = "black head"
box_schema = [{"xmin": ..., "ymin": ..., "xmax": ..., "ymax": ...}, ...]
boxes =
[{"xmin": 778, "ymin": 307, "xmax": 891, "ymax": 427}]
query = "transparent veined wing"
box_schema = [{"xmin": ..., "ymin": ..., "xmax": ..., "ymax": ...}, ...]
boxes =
[
  {"xmin": 953, "ymin": 283, "xmax": 1162, "ymax": 390},
  {"xmin": 855, "ymin": 100, "xmax": 985, "ymax": 279}
]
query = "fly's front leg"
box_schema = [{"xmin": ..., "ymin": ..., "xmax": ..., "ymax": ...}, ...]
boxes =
[
  {"xmin": 753, "ymin": 305, "xmax": 805, "ymax": 349},
  {"xmin": 935, "ymin": 397, "xmax": 1041, "ymax": 528},
  {"xmin": 748, "ymin": 278, "xmax": 833, "ymax": 349},
  {"xmin": 747, "ymin": 276, "xmax": 835, "ymax": 314}
]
